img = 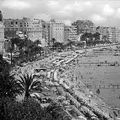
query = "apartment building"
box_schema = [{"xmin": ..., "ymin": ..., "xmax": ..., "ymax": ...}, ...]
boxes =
[
  {"xmin": 4, "ymin": 17, "xmax": 49, "ymax": 46},
  {"xmin": 49, "ymin": 19, "xmax": 65, "ymax": 43},
  {"xmin": 107, "ymin": 27, "xmax": 120, "ymax": 43},
  {"xmin": 64, "ymin": 25, "xmax": 77, "ymax": 42}
]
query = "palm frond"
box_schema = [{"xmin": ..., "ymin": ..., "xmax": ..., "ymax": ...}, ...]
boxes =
[
  {"xmin": 18, "ymin": 73, "xmax": 43, "ymax": 99},
  {"xmin": 30, "ymin": 80, "xmax": 42, "ymax": 89}
]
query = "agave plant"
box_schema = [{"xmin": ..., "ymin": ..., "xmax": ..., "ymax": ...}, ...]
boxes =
[{"xmin": 18, "ymin": 74, "xmax": 43, "ymax": 100}]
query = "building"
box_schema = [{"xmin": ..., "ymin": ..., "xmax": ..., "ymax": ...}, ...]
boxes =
[
  {"xmin": 115, "ymin": 27, "xmax": 120, "ymax": 43},
  {"xmin": 49, "ymin": 19, "xmax": 65, "ymax": 43},
  {"xmin": 107, "ymin": 27, "xmax": 120, "ymax": 43},
  {"xmin": 72, "ymin": 20, "xmax": 94, "ymax": 35},
  {"xmin": 64, "ymin": 25, "xmax": 77, "ymax": 42},
  {"xmin": 4, "ymin": 18, "xmax": 24, "ymax": 39},
  {"xmin": 0, "ymin": 11, "xmax": 4, "ymax": 54},
  {"xmin": 90, "ymin": 26, "xmax": 120, "ymax": 43},
  {"xmin": 27, "ymin": 18, "xmax": 49, "ymax": 45},
  {"xmin": 4, "ymin": 17, "xmax": 49, "ymax": 46}
]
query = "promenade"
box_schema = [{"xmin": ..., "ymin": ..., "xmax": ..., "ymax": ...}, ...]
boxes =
[{"xmin": 12, "ymin": 44, "xmax": 120, "ymax": 120}]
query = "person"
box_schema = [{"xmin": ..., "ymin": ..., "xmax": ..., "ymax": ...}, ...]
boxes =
[{"xmin": 96, "ymin": 88, "xmax": 100, "ymax": 95}]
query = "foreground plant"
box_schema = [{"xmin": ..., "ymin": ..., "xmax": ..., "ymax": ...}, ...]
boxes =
[{"xmin": 18, "ymin": 74, "xmax": 43, "ymax": 100}]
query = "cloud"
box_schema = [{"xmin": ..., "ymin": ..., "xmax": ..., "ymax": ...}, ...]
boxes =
[
  {"xmin": 55, "ymin": 1, "xmax": 87, "ymax": 18},
  {"xmin": 84, "ymin": 1, "xmax": 93, "ymax": 7},
  {"xmin": 47, "ymin": 0, "xmax": 59, "ymax": 8},
  {"xmin": 33, "ymin": 13, "xmax": 51, "ymax": 21},
  {"xmin": 1, "ymin": 0, "xmax": 120, "ymax": 26},
  {"xmin": 91, "ymin": 14, "xmax": 106, "ymax": 24},
  {"xmin": 102, "ymin": 4, "xmax": 115, "ymax": 16},
  {"xmin": 1, "ymin": 0, "xmax": 31, "ymax": 10},
  {"xmin": 115, "ymin": 8, "xmax": 120, "ymax": 19}
]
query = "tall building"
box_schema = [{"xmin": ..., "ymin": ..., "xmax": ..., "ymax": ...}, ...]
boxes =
[
  {"xmin": 49, "ymin": 19, "xmax": 65, "ymax": 43},
  {"xmin": 107, "ymin": 27, "xmax": 120, "ymax": 43},
  {"xmin": 72, "ymin": 20, "xmax": 94, "ymax": 35},
  {"xmin": 27, "ymin": 18, "xmax": 48, "ymax": 44},
  {"xmin": 0, "ymin": 11, "xmax": 4, "ymax": 54},
  {"xmin": 64, "ymin": 25, "xmax": 77, "ymax": 42}
]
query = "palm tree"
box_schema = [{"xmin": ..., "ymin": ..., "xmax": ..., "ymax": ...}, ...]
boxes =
[
  {"xmin": 0, "ymin": 56, "xmax": 20, "ymax": 99},
  {"xmin": 0, "ymin": 72, "xmax": 21, "ymax": 99},
  {"xmin": 18, "ymin": 74, "xmax": 43, "ymax": 100}
]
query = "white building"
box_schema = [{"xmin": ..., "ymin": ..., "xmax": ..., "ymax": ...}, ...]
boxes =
[
  {"xmin": 107, "ymin": 27, "xmax": 120, "ymax": 43},
  {"xmin": 49, "ymin": 19, "xmax": 65, "ymax": 43},
  {"xmin": 64, "ymin": 25, "xmax": 77, "ymax": 42},
  {"xmin": 27, "ymin": 19, "xmax": 48, "ymax": 46}
]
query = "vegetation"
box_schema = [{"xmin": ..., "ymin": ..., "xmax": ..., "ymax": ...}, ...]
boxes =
[
  {"xmin": 0, "ymin": 56, "xmax": 65, "ymax": 120},
  {"xmin": 1, "ymin": 30, "xmax": 113, "ymax": 120},
  {"xmin": 45, "ymin": 102, "xmax": 71, "ymax": 120},
  {"xmin": 9, "ymin": 37, "xmax": 43, "ymax": 65},
  {"xmin": 80, "ymin": 31, "xmax": 111, "ymax": 47},
  {"xmin": 17, "ymin": 74, "xmax": 43, "ymax": 100},
  {"xmin": 0, "ymin": 97, "xmax": 53, "ymax": 120}
]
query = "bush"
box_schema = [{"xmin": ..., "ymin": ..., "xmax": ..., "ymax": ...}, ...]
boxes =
[{"xmin": 0, "ymin": 98, "xmax": 53, "ymax": 120}]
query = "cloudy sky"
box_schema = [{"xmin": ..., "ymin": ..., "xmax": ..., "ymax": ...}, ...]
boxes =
[{"xmin": 0, "ymin": 0, "xmax": 120, "ymax": 26}]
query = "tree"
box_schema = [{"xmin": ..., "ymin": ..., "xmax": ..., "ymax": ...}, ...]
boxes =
[
  {"xmin": 0, "ymin": 73, "xmax": 21, "ymax": 99},
  {"xmin": 64, "ymin": 39, "xmax": 75, "ymax": 50},
  {"xmin": 34, "ymin": 40, "xmax": 41, "ymax": 46},
  {"xmin": 93, "ymin": 32, "xmax": 101, "ymax": 41},
  {"xmin": 18, "ymin": 74, "xmax": 43, "ymax": 100},
  {"xmin": 80, "ymin": 32, "xmax": 93, "ymax": 46},
  {"xmin": 52, "ymin": 42, "xmax": 64, "ymax": 52}
]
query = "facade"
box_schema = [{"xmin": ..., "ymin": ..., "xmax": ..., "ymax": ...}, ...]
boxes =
[
  {"xmin": 49, "ymin": 19, "xmax": 65, "ymax": 43},
  {"xmin": 0, "ymin": 11, "xmax": 4, "ymax": 54},
  {"xmin": 90, "ymin": 26, "xmax": 120, "ymax": 43},
  {"xmin": 27, "ymin": 19, "xmax": 48, "ymax": 44},
  {"xmin": 115, "ymin": 27, "xmax": 120, "ymax": 43},
  {"xmin": 64, "ymin": 25, "xmax": 77, "ymax": 42},
  {"xmin": 4, "ymin": 18, "xmax": 25, "ymax": 38},
  {"xmin": 72, "ymin": 20, "xmax": 94, "ymax": 35},
  {"xmin": 4, "ymin": 17, "xmax": 49, "ymax": 46},
  {"xmin": 107, "ymin": 27, "xmax": 120, "ymax": 43}
]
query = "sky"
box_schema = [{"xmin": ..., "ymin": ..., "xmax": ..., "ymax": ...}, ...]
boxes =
[{"xmin": 0, "ymin": 0, "xmax": 120, "ymax": 26}]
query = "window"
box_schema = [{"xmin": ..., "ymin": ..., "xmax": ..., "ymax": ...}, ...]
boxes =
[
  {"xmin": 11, "ymin": 22, "xmax": 13, "ymax": 25},
  {"xmin": 20, "ymin": 23, "xmax": 23, "ymax": 27}
]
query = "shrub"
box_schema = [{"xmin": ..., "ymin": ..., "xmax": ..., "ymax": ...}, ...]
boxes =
[{"xmin": 0, "ymin": 98, "xmax": 46, "ymax": 120}]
